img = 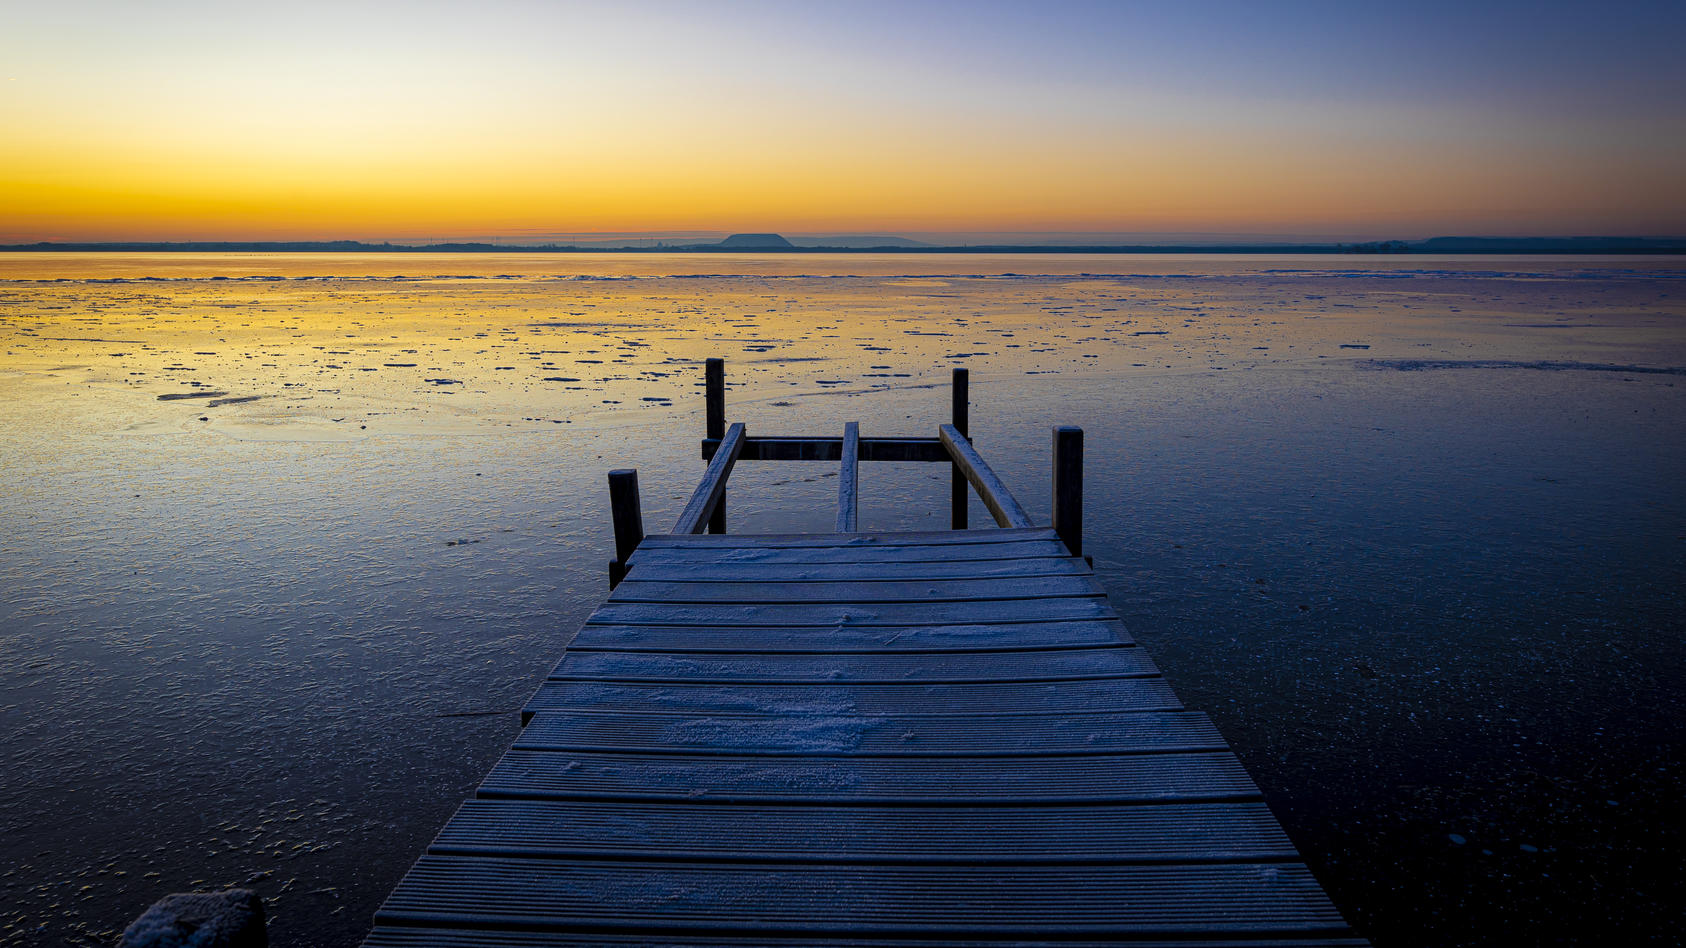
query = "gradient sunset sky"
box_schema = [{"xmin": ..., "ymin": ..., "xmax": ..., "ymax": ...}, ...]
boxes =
[{"xmin": 3, "ymin": 0, "xmax": 1683, "ymax": 243}]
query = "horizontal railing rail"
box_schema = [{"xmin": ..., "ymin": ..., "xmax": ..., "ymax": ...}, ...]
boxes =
[{"xmin": 703, "ymin": 434, "xmax": 945, "ymax": 463}]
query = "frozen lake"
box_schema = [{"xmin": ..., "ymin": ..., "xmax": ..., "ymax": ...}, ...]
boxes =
[{"xmin": 1, "ymin": 252, "xmax": 1682, "ymax": 946}]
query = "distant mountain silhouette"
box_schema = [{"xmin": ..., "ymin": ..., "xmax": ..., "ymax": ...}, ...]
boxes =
[
  {"xmin": 787, "ymin": 235, "xmax": 931, "ymax": 249},
  {"xmin": 713, "ymin": 233, "xmax": 794, "ymax": 249}
]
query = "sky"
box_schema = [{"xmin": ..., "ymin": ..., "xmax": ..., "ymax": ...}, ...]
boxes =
[{"xmin": 2, "ymin": 0, "xmax": 1684, "ymax": 243}]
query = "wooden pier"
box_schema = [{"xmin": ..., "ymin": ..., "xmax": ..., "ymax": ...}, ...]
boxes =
[{"xmin": 365, "ymin": 360, "xmax": 1364, "ymax": 946}]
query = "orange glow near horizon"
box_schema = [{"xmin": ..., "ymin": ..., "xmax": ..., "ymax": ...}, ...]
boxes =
[{"xmin": 3, "ymin": 3, "xmax": 1683, "ymax": 243}]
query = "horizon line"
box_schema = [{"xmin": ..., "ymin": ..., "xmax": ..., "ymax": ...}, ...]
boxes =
[{"xmin": 4, "ymin": 234, "xmax": 1686, "ymax": 255}]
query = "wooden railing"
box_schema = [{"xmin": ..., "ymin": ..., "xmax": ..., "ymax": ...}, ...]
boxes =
[
  {"xmin": 606, "ymin": 358, "xmax": 1083, "ymax": 587},
  {"xmin": 938, "ymin": 423, "xmax": 1032, "ymax": 528}
]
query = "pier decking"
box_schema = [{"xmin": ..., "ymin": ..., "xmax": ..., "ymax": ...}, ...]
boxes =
[{"xmin": 364, "ymin": 362, "xmax": 1363, "ymax": 946}]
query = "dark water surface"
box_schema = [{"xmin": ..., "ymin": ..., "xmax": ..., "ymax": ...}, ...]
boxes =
[{"xmin": 1, "ymin": 254, "xmax": 1682, "ymax": 946}]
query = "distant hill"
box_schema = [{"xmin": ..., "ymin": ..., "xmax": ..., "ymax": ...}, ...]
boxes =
[
  {"xmin": 787, "ymin": 235, "xmax": 931, "ymax": 249},
  {"xmin": 711, "ymin": 233, "xmax": 794, "ymax": 250}
]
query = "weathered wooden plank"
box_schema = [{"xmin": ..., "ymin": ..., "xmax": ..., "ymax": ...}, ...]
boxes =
[
  {"xmin": 587, "ymin": 596, "xmax": 1115, "ymax": 627},
  {"xmin": 637, "ymin": 526, "xmax": 1054, "ymax": 547},
  {"xmin": 549, "ymin": 646, "xmax": 1154, "ymax": 684},
  {"xmin": 621, "ymin": 556, "xmax": 1092, "ymax": 582},
  {"xmin": 673, "ymin": 422, "xmax": 744, "ymax": 535},
  {"xmin": 480, "ymin": 750, "xmax": 1257, "ymax": 803},
  {"xmin": 523, "ymin": 678, "xmax": 1182, "ymax": 719},
  {"xmin": 564, "ymin": 618, "xmax": 1133, "ymax": 653},
  {"xmin": 627, "ymin": 539, "xmax": 1072, "ymax": 565},
  {"xmin": 516, "ymin": 708, "xmax": 1210, "ymax": 756},
  {"xmin": 430, "ymin": 799, "xmax": 1295, "ymax": 863},
  {"xmin": 607, "ymin": 574, "xmax": 1104, "ymax": 604},
  {"xmin": 704, "ymin": 435, "xmax": 948, "ymax": 463},
  {"xmin": 375, "ymin": 858, "xmax": 1349, "ymax": 935},
  {"xmin": 939, "ymin": 424, "xmax": 1034, "ymax": 528},
  {"xmin": 365, "ymin": 929, "xmax": 1371, "ymax": 948},
  {"xmin": 836, "ymin": 422, "xmax": 859, "ymax": 533}
]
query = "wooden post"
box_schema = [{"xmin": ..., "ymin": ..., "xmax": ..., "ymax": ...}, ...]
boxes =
[
  {"xmin": 705, "ymin": 358, "xmax": 725, "ymax": 441},
  {"xmin": 705, "ymin": 358, "xmax": 726, "ymax": 533},
  {"xmin": 1052, "ymin": 426, "xmax": 1083, "ymax": 558},
  {"xmin": 607, "ymin": 468, "xmax": 643, "ymax": 589},
  {"xmin": 836, "ymin": 421, "xmax": 859, "ymax": 533},
  {"xmin": 950, "ymin": 367, "xmax": 969, "ymax": 529}
]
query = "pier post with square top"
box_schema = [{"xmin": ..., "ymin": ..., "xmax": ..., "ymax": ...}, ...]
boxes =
[
  {"xmin": 607, "ymin": 469, "xmax": 644, "ymax": 589},
  {"xmin": 705, "ymin": 357, "xmax": 727, "ymax": 533},
  {"xmin": 1052, "ymin": 425, "xmax": 1083, "ymax": 557},
  {"xmin": 950, "ymin": 367, "xmax": 969, "ymax": 529}
]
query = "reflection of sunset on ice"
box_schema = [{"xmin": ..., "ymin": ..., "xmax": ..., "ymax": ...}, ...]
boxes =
[{"xmin": 7, "ymin": 254, "xmax": 1680, "ymax": 443}]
